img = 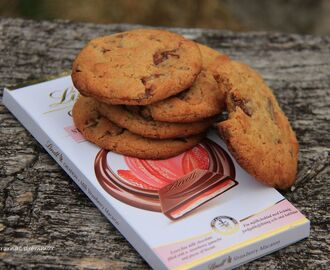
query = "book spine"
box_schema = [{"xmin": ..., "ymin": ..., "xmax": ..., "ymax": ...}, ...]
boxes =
[{"xmin": 3, "ymin": 89, "xmax": 168, "ymax": 270}]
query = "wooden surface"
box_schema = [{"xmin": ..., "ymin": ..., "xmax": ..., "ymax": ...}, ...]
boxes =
[{"xmin": 0, "ymin": 18, "xmax": 329, "ymax": 269}]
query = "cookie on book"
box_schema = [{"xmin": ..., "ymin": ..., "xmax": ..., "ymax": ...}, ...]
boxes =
[
  {"xmin": 72, "ymin": 29, "xmax": 202, "ymax": 105},
  {"xmin": 72, "ymin": 96, "xmax": 204, "ymax": 159},
  {"xmin": 143, "ymin": 43, "xmax": 227, "ymax": 122},
  {"xmin": 98, "ymin": 102, "xmax": 213, "ymax": 139},
  {"xmin": 197, "ymin": 43, "xmax": 225, "ymax": 67},
  {"xmin": 212, "ymin": 58, "xmax": 299, "ymax": 189}
]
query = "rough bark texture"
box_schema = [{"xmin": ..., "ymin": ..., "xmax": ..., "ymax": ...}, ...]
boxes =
[{"xmin": 0, "ymin": 18, "xmax": 329, "ymax": 269}]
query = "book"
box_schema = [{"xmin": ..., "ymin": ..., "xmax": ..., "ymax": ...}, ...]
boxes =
[{"xmin": 3, "ymin": 76, "xmax": 310, "ymax": 270}]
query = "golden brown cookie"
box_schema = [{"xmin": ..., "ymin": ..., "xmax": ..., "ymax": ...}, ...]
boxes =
[
  {"xmin": 143, "ymin": 43, "xmax": 227, "ymax": 122},
  {"xmin": 97, "ymin": 102, "xmax": 213, "ymax": 139},
  {"xmin": 212, "ymin": 58, "xmax": 299, "ymax": 189},
  {"xmin": 72, "ymin": 96, "xmax": 205, "ymax": 159},
  {"xmin": 72, "ymin": 29, "xmax": 202, "ymax": 105},
  {"xmin": 197, "ymin": 43, "xmax": 224, "ymax": 67}
]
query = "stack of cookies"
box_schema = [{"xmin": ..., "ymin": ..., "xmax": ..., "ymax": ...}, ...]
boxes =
[
  {"xmin": 71, "ymin": 29, "xmax": 226, "ymax": 159},
  {"xmin": 71, "ymin": 28, "xmax": 299, "ymax": 189}
]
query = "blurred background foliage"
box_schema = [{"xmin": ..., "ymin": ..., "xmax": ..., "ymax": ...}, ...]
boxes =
[{"xmin": 0, "ymin": 0, "xmax": 329, "ymax": 35}]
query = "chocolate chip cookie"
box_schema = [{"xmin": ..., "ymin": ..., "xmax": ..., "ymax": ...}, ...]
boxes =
[
  {"xmin": 212, "ymin": 58, "xmax": 299, "ymax": 188},
  {"xmin": 73, "ymin": 96, "xmax": 204, "ymax": 159},
  {"xmin": 97, "ymin": 102, "xmax": 213, "ymax": 139},
  {"xmin": 143, "ymin": 43, "xmax": 227, "ymax": 122},
  {"xmin": 72, "ymin": 29, "xmax": 202, "ymax": 105}
]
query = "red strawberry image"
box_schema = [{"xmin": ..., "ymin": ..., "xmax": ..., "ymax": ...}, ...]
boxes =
[
  {"xmin": 117, "ymin": 170, "xmax": 156, "ymax": 190},
  {"xmin": 118, "ymin": 144, "xmax": 210, "ymax": 190},
  {"xmin": 182, "ymin": 145, "xmax": 209, "ymax": 174}
]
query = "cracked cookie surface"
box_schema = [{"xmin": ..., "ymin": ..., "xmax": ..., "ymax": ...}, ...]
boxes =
[
  {"xmin": 72, "ymin": 96, "xmax": 205, "ymax": 159},
  {"xmin": 212, "ymin": 58, "xmax": 299, "ymax": 188},
  {"xmin": 71, "ymin": 29, "xmax": 202, "ymax": 105},
  {"xmin": 97, "ymin": 102, "xmax": 213, "ymax": 139},
  {"xmin": 143, "ymin": 44, "xmax": 227, "ymax": 122}
]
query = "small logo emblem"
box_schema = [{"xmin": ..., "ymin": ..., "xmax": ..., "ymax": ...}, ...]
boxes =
[{"xmin": 211, "ymin": 216, "xmax": 239, "ymax": 235}]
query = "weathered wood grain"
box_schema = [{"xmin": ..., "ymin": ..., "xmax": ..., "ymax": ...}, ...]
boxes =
[{"xmin": 0, "ymin": 18, "xmax": 329, "ymax": 269}]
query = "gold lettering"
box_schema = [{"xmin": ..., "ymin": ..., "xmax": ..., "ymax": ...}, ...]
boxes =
[
  {"xmin": 44, "ymin": 86, "xmax": 78, "ymax": 115},
  {"xmin": 49, "ymin": 86, "xmax": 77, "ymax": 107}
]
